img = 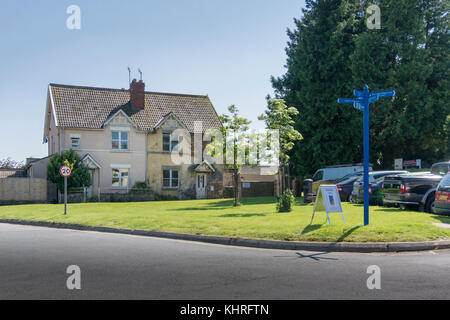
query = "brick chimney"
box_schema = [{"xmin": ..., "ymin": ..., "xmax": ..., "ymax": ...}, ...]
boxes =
[{"xmin": 130, "ymin": 79, "xmax": 145, "ymax": 109}]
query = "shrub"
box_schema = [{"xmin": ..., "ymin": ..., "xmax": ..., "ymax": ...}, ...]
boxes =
[
  {"xmin": 277, "ymin": 189, "xmax": 295, "ymax": 212},
  {"xmin": 130, "ymin": 182, "xmax": 153, "ymax": 194},
  {"xmin": 47, "ymin": 150, "xmax": 91, "ymax": 192}
]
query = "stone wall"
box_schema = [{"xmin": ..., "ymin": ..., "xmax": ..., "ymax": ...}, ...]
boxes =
[{"xmin": 0, "ymin": 178, "xmax": 47, "ymax": 203}]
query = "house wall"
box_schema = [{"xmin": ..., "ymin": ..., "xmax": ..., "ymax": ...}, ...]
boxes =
[
  {"xmin": 147, "ymin": 118, "xmax": 224, "ymax": 199},
  {"xmin": 48, "ymin": 112, "xmax": 59, "ymax": 155},
  {"xmin": 147, "ymin": 126, "xmax": 196, "ymax": 199},
  {"xmin": 28, "ymin": 157, "xmax": 50, "ymax": 179},
  {"xmin": 61, "ymin": 121, "xmax": 147, "ymax": 195}
]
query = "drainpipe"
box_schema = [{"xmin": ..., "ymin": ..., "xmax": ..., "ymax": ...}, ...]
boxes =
[
  {"xmin": 60, "ymin": 128, "xmax": 65, "ymax": 154},
  {"xmin": 145, "ymin": 131, "xmax": 149, "ymax": 185}
]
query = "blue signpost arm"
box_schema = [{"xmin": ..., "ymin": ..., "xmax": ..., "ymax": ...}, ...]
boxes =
[{"xmin": 338, "ymin": 85, "xmax": 395, "ymax": 226}]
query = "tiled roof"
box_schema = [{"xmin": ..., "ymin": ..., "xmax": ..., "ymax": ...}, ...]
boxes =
[
  {"xmin": 48, "ymin": 84, "xmax": 221, "ymax": 132},
  {"xmin": 0, "ymin": 169, "xmax": 27, "ymax": 178}
]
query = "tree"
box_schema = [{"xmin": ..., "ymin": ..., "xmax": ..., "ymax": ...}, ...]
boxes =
[
  {"xmin": 351, "ymin": 0, "xmax": 450, "ymax": 167},
  {"xmin": 273, "ymin": 0, "xmax": 449, "ymax": 175},
  {"xmin": 47, "ymin": 150, "xmax": 91, "ymax": 192},
  {"xmin": 213, "ymin": 105, "xmax": 251, "ymax": 206},
  {"xmin": 0, "ymin": 158, "xmax": 24, "ymax": 169},
  {"xmin": 258, "ymin": 98, "xmax": 303, "ymax": 193},
  {"xmin": 272, "ymin": 0, "xmax": 365, "ymax": 177}
]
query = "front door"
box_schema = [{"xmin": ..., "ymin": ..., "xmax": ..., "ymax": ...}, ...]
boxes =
[
  {"xmin": 196, "ymin": 174, "xmax": 207, "ymax": 199},
  {"xmin": 87, "ymin": 170, "xmax": 94, "ymax": 198}
]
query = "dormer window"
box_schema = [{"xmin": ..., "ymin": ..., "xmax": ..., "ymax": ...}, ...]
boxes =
[
  {"xmin": 163, "ymin": 131, "xmax": 178, "ymax": 152},
  {"xmin": 112, "ymin": 131, "xmax": 129, "ymax": 151}
]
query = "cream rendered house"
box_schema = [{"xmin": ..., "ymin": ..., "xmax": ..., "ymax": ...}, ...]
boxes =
[{"xmin": 43, "ymin": 79, "xmax": 224, "ymax": 199}]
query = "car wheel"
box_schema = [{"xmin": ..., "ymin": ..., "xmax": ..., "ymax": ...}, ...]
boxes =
[
  {"xmin": 425, "ymin": 193, "xmax": 435, "ymax": 213},
  {"xmin": 349, "ymin": 195, "xmax": 355, "ymax": 204}
]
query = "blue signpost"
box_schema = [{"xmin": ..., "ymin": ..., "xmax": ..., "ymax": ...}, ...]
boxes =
[{"xmin": 338, "ymin": 85, "xmax": 395, "ymax": 226}]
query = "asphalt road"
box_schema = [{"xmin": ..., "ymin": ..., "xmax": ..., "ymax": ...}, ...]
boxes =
[{"xmin": 0, "ymin": 223, "xmax": 449, "ymax": 300}]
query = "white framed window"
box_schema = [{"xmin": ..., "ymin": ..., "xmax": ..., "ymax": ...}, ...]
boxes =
[
  {"xmin": 112, "ymin": 131, "xmax": 129, "ymax": 150},
  {"xmin": 163, "ymin": 169, "xmax": 179, "ymax": 189},
  {"xmin": 162, "ymin": 131, "xmax": 179, "ymax": 152},
  {"xmin": 71, "ymin": 137, "xmax": 80, "ymax": 150},
  {"xmin": 112, "ymin": 168, "xmax": 129, "ymax": 188}
]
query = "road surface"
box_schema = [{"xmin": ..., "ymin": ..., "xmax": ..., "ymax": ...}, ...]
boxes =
[{"xmin": 0, "ymin": 223, "xmax": 449, "ymax": 299}]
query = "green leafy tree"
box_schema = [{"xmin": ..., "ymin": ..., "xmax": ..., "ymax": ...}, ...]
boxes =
[
  {"xmin": 47, "ymin": 150, "xmax": 91, "ymax": 192},
  {"xmin": 258, "ymin": 98, "xmax": 303, "ymax": 193},
  {"xmin": 272, "ymin": 0, "xmax": 365, "ymax": 177},
  {"xmin": 208, "ymin": 105, "xmax": 250, "ymax": 207}
]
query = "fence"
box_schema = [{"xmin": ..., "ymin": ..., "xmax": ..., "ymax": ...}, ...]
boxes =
[
  {"xmin": 0, "ymin": 178, "xmax": 47, "ymax": 204},
  {"xmin": 63, "ymin": 187, "xmax": 157, "ymax": 203}
]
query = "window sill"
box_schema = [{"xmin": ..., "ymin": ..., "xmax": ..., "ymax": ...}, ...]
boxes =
[
  {"xmin": 162, "ymin": 187, "xmax": 179, "ymax": 191},
  {"xmin": 110, "ymin": 149, "xmax": 131, "ymax": 153}
]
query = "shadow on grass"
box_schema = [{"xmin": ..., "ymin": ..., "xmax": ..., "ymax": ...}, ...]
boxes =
[
  {"xmin": 168, "ymin": 197, "xmax": 276, "ymax": 212},
  {"xmin": 372, "ymin": 207, "xmax": 404, "ymax": 212},
  {"xmin": 336, "ymin": 226, "xmax": 362, "ymax": 242},
  {"xmin": 431, "ymin": 214, "xmax": 450, "ymax": 224},
  {"xmin": 218, "ymin": 213, "xmax": 266, "ymax": 218},
  {"xmin": 301, "ymin": 224, "xmax": 323, "ymax": 235}
]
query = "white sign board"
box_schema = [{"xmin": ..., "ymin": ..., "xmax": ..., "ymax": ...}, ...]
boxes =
[
  {"xmin": 394, "ymin": 158, "xmax": 403, "ymax": 170},
  {"xmin": 311, "ymin": 185, "xmax": 345, "ymax": 225}
]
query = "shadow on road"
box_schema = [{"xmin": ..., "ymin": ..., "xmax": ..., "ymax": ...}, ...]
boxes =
[{"xmin": 274, "ymin": 252, "xmax": 338, "ymax": 261}]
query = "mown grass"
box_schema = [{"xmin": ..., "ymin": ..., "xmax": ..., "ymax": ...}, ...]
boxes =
[{"xmin": 0, "ymin": 197, "xmax": 449, "ymax": 242}]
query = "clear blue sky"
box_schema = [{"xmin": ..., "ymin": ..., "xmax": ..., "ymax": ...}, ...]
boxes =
[{"xmin": 0, "ymin": 0, "xmax": 305, "ymax": 161}]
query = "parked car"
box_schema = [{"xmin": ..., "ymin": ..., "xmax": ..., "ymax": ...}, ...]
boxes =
[
  {"xmin": 432, "ymin": 173, "xmax": 450, "ymax": 215},
  {"xmin": 382, "ymin": 161, "xmax": 450, "ymax": 212},
  {"xmin": 351, "ymin": 171, "xmax": 409, "ymax": 204},
  {"xmin": 308, "ymin": 164, "xmax": 373, "ymax": 201},
  {"xmin": 334, "ymin": 172, "xmax": 364, "ymax": 201}
]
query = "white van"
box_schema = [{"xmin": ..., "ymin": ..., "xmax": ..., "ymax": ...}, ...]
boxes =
[{"xmin": 312, "ymin": 164, "xmax": 373, "ymax": 195}]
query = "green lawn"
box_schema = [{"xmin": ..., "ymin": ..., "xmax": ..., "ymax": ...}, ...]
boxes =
[{"xmin": 0, "ymin": 197, "xmax": 449, "ymax": 242}]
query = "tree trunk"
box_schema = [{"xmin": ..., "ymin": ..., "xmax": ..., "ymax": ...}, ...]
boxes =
[{"xmin": 234, "ymin": 166, "xmax": 239, "ymax": 206}]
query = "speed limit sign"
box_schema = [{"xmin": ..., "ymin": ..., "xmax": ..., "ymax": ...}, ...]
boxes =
[{"xmin": 60, "ymin": 165, "xmax": 72, "ymax": 177}]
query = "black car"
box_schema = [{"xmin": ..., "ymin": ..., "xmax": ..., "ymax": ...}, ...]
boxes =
[
  {"xmin": 334, "ymin": 172, "xmax": 364, "ymax": 201},
  {"xmin": 433, "ymin": 173, "xmax": 450, "ymax": 215},
  {"xmin": 352, "ymin": 170, "xmax": 409, "ymax": 204},
  {"xmin": 383, "ymin": 161, "xmax": 450, "ymax": 212}
]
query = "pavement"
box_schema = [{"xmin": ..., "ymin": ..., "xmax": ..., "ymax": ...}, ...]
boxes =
[{"xmin": 0, "ymin": 223, "xmax": 449, "ymax": 300}]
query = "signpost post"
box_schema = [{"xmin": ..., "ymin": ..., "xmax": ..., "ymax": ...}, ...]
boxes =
[
  {"xmin": 60, "ymin": 165, "xmax": 72, "ymax": 215},
  {"xmin": 338, "ymin": 85, "xmax": 395, "ymax": 226}
]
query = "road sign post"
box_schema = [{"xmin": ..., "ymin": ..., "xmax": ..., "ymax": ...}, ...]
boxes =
[
  {"xmin": 338, "ymin": 85, "xmax": 395, "ymax": 226},
  {"xmin": 60, "ymin": 165, "xmax": 72, "ymax": 215}
]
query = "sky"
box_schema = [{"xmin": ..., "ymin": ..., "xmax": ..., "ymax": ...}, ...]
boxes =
[{"xmin": 0, "ymin": 0, "xmax": 305, "ymax": 162}]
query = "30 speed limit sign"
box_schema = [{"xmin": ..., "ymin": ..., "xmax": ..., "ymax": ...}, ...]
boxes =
[{"xmin": 60, "ymin": 165, "xmax": 72, "ymax": 177}]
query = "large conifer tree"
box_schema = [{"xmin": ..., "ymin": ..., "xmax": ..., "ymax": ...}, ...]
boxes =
[{"xmin": 274, "ymin": 0, "xmax": 449, "ymax": 176}]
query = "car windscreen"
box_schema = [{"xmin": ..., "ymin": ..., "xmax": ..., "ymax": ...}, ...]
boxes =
[
  {"xmin": 336, "ymin": 177, "xmax": 358, "ymax": 185},
  {"xmin": 439, "ymin": 174, "xmax": 450, "ymax": 188},
  {"xmin": 335, "ymin": 174, "xmax": 361, "ymax": 184},
  {"xmin": 431, "ymin": 164, "xmax": 449, "ymax": 175}
]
